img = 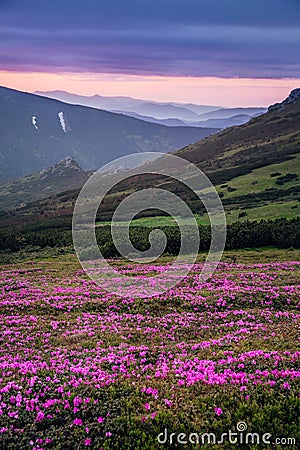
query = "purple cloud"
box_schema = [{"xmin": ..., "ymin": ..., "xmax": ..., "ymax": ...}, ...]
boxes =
[{"xmin": 0, "ymin": 0, "xmax": 299, "ymax": 78}]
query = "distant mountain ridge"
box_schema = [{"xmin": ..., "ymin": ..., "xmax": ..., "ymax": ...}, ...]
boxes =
[
  {"xmin": 0, "ymin": 86, "xmax": 218, "ymax": 183},
  {"xmin": 35, "ymin": 90, "xmax": 219, "ymax": 117},
  {"xmin": 36, "ymin": 90, "xmax": 266, "ymax": 129},
  {"xmin": 111, "ymin": 111, "xmax": 257, "ymax": 129}
]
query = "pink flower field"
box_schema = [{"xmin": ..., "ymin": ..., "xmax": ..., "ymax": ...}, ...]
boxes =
[{"xmin": 0, "ymin": 252, "xmax": 299, "ymax": 449}]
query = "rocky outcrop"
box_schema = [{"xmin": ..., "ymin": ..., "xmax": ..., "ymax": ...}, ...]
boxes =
[{"xmin": 268, "ymin": 88, "xmax": 300, "ymax": 113}]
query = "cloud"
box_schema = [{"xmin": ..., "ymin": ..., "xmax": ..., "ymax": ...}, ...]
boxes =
[{"xmin": 0, "ymin": 0, "xmax": 299, "ymax": 78}]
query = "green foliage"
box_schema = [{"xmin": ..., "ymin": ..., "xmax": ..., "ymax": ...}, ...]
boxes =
[{"xmin": 1, "ymin": 218, "xmax": 299, "ymax": 260}]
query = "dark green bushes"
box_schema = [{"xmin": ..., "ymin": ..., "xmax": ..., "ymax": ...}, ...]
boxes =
[{"xmin": 1, "ymin": 217, "xmax": 299, "ymax": 258}]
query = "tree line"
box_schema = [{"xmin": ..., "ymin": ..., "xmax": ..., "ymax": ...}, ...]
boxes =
[{"xmin": 1, "ymin": 217, "xmax": 299, "ymax": 257}]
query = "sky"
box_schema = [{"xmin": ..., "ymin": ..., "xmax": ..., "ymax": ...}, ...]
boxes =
[{"xmin": 0, "ymin": 0, "xmax": 300, "ymax": 106}]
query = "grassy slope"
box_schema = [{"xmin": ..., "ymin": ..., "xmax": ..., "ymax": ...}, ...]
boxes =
[
  {"xmin": 215, "ymin": 154, "xmax": 300, "ymax": 198},
  {"xmin": 112, "ymin": 103, "xmax": 300, "ymax": 225},
  {"xmin": 96, "ymin": 199, "xmax": 299, "ymax": 228},
  {"xmin": 96, "ymin": 154, "xmax": 300, "ymax": 227}
]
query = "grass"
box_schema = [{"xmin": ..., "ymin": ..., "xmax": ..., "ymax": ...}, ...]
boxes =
[
  {"xmin": 225, "ymin": 199, "xmax": 300, "ymax": 222},
  {"xmin": 216, "ymin": 154, "xmax": 300, "ymax": 199},
  {"xmin": 93, "ymin": 153, "xmax": 300, "ymax": 229},
  {"xmin": 96, "ymin": 199, "xmax": 300, "ymax": 228}
]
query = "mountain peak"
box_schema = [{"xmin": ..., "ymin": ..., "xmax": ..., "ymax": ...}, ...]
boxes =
[
  {"xmin": 40, "ymin": 156, "xmax": 83, "ymax": 178},
  {"xmin": 61, "ymin": 156, "xmax": 82, "ymax": 169},
  {"xmin": 0, "ymin": 156, "xmax": 90, "ymax": 211},
  {"xmin": 268, "ymin": 88, "xmax": 300, "ymax": 113}
]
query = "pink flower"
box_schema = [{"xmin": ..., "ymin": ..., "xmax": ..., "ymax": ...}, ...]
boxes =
[
  {"xmin": 84, "ymin": 438, "xmax": 92, "ymax": 446},
  {"xmin": 73, "ymin": 418, "xmax": 83, "ymax": 426},
  {"xmin": 144, "ymin": 403, "xmax": 150, "ymax": 410},
  {"xmin": 214, "ymin": 407, "xmax": 223, "ymax": 416},
  {"xmin": 36, "ymin": 411, "xmax": 45, "ymax": 422},
  {"xmin": 164, "ymin": 399, "xmax": 173, "ymax": 408},
  {"xmin": 97, "ymin": 416, "xmax": 105, "ymax": 423}
]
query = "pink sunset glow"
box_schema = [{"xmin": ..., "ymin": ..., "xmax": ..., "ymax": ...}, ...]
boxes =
[{"xmin": 1, "ymin": 71, "xmax": 300, "ymax": 107}]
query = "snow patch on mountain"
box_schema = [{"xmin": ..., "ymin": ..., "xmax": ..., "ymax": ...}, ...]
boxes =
[
  {"xmin": 32, "ymin": 116, "xmax": 38, "ymax": 130},
  {"xmin": 58, "ymin": 111, "xmax": 67, "ymax": 133}
]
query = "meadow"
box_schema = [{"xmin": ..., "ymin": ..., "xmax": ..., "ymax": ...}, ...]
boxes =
[
  {"xmin": 0, "ymin": 249, "xmax": 299, "ymax": 449},
  {"xmin": 95, "ymin": 200, "xmax": 300, "ymax": 228}
]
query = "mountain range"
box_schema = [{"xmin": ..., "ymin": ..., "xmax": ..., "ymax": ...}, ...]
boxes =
[
  {"xmin": 0, "ymin": 86, "xmax": 218, "ymax": 183},
  {"xmin": 36, "ymin": 90, "xmax": 266, "ymax": 128},
  {"xmin": 104, "ymin": 111, "xmax": 254, "ymax": 129},
  {"xmin": 1, "ymin": 88, "xmax": 298, "ymax": 229}
]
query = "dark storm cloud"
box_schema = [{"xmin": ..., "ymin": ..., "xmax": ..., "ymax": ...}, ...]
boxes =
[{"xmin": 0, "ymin": 0, "xmax": 299, "ymax": 78}]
